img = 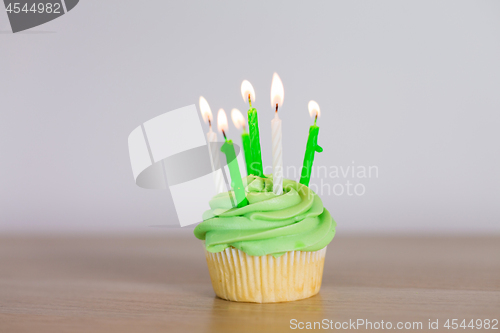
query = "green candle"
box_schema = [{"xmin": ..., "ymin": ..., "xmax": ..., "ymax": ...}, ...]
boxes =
[
  {"xmin": 218, "ymin": 108, "xmax": 248, "ymax": 208},
  {"xmin": 230, "ymin": 108, "xmax": 253, "ymax": 177},
  {"xmin": 221, "ymin": 139, "xmax": 249, "ymax": 208},
  {"xmin": 241, "ymin": 128, "xmax": 252, "ymax": 177},
  {"xmin": 300, "ymin": 101, "xmax": 323, "ymax": 186},
  {"xmin": 247, "ymin": 103, "xmax": 264, "ymax": 177},
  {"xmin": 241, "ymin": 80, "xmax": 264, "ymax": 177}
]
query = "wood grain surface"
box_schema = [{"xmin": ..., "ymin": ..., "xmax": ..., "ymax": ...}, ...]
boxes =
[{"xmin": 0, "ymin": 234, "xmax": 498, "ymax": 332}]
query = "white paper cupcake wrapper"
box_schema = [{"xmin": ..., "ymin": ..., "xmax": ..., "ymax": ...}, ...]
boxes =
[{"xmin": 204, "ymin": 246, "xmax": 327, "ymax": 303}]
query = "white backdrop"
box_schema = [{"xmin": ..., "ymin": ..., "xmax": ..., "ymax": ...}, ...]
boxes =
[{"xmin": 1, "ymin": 1, "xmax": 499, "ymax": 234}]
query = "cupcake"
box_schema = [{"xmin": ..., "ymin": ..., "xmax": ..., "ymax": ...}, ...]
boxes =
[{"xmin": 194, "ymin": 175, "xmax": 336, "ymax": 303}]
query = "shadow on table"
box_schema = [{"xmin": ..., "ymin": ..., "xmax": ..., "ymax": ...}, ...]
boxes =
[{"xmin": 207, "ymin": 293, "xmax": 325, "ymax": 332}]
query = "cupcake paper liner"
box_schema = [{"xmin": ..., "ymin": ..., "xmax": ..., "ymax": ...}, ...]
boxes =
[{"xmin": 204, "ymin": 246, "xmax": 327, "ymax": 303}]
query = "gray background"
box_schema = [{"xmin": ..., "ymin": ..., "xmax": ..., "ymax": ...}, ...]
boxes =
[{"xmin": 1, "ymin": 1, "xmax": 499, "ymax": 234}]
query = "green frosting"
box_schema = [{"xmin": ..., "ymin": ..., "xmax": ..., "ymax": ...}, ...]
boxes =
[{"xmin": 194, "ymin": 175, "xmax": 336, "ymax": 257}]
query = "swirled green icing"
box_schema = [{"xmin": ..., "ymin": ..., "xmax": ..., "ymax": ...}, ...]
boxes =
[{"xmin": 194, "ymin": 175, "xmax": 336, "ymax": 257}]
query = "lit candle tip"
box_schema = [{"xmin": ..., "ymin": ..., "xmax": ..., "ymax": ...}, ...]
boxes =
[
  {"xmin": 199, "ymin": 96, "xmax": 213, "ymax": 125},
  {"xmin": 308, "ymin": 100, "xmax": 321, "ymax": 120},
  {"xmin": 271, "ymin": 73, "xmax": 284, "ymax": 109},
  {"xmin": 241, "ymin": 80, "xmax": 256, "ymax": 105},
  {"xmin": 231, "ymin": 108, "xmax": 246, "ymax": 130},
  {"xmin": 217, "ymin": 108, "xmax": 229, "ymax": 134}
]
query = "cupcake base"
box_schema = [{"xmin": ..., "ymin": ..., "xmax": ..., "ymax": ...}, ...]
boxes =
[{"xmin": 204, "ymin": 246, "xmax": 327, "ymax": 303}]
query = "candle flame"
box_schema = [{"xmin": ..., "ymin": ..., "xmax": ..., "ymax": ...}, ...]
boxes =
[
  {"xmin": 271, "ymin": 73, "xmax": 284, "ymax": 109},
  {"xmin": 231, "ymin": 108, "xmax": 246, "ymax": 130},
  {"xmin": 241, "ymin": 80, "xmax": 256, "ymax": 104},
  {"xmin": 217, "ymin": 108, "xmax": 228, "ymax": 132},
  {"xmin": 308, "ymin": 100, "xmax": 321, "ymax": 118},
  {"xmin": 199, "ymin": 96, "xmax": 213, "ymax": 124}
]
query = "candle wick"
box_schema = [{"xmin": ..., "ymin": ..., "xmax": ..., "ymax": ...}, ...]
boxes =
[
  {"xmin": 314, "ymin": 113, "xmax": 318, "ymax": 125},
  {"xmin": 275, "ymin": 103, "xmax": 278, "ymax": 113},
  {"xmin": 208, "ymin": 118, "xmax": 212, "ymax": 128},
  {"xmin": 248, "ymin": 94, "xmax": 252, "ymax": 108},
  {"xmin": 222, "ymin": 129, "xmax": 227, "ymax": 140}
]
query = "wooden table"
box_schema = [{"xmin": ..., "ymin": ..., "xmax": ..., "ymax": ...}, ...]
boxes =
[{"xmin": 0, "ymin": 234, "xmax": 498, "ymax": 332}]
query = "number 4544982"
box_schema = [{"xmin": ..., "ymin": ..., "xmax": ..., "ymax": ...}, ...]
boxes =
[
  {"xmin": 444, "ymin": 319, "xmax": 498, "ymax": 330},
  {"xmin": 5, "ymin": 3, "xmax": 61, "ymax": 14}
]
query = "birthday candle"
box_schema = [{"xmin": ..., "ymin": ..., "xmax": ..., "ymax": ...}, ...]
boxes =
[
  {"xmin": 241, "ymin": 80, "xmax": 264, "ymax": 177},
  {"xmin": 218, "ymin": 109, "xmax": 248, "ymax": 208},
  {"xmin": 199, "ymin": 96, "xmax": 225, "ymax": 194},
  {"xmin": 300, "ymin": 100, "xmax": 323, "ymax": 187},
  {"xmin": 231, "ymin": 108, "xmax": 252, "ymax": 177},
  {"xmin": 270, "ymin": 73, "xmax": 284, "ymax": 195}
]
